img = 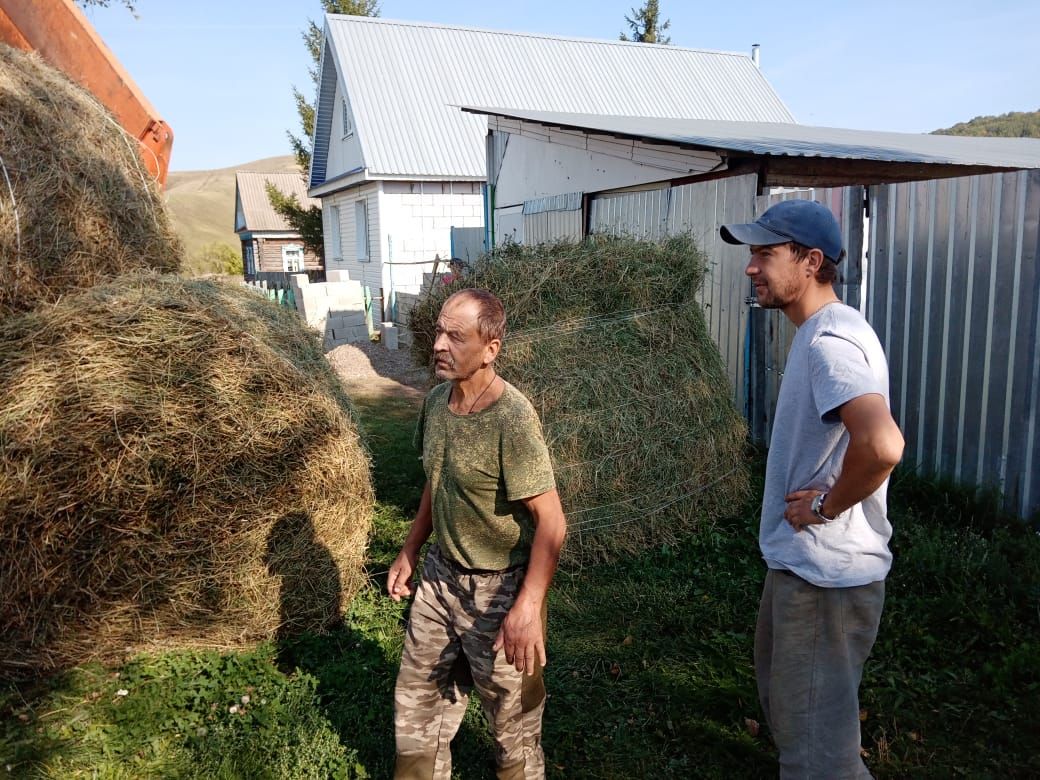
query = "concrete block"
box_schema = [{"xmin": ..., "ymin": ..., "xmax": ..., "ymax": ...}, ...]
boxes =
[
  {"xmin": 381, "ymin": 322, "xmax": 399, "ymax": 351},
  {"xmin": 326, "ymin": 269, "xmax": 352, "ymax": 284}
]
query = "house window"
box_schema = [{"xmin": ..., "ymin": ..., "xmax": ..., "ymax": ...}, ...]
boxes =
[
  {"xmin": 329, "ymin": 205, "xmax": 342, "ymax": 260},
  {"xmin": 282, "ymin": 244, "xmax": 304, "ymax": 273},
  {"xmin": 355, "ymin": 200, "xmax": 369, "ymax": 261},
  {"xmin": 341, "ymin": 98, "xmax": 353, "ymax": 137}
]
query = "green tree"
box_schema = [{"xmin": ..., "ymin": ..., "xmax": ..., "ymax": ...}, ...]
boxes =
[
  {"xmin": 933, "ymin": 109, "xmax": 1040, "ymax": 138},
  {"xmin": 289, "ymin": 0, "xmax": 380, "ymax": 172},
  {"xmin": 192, "ymin": 242, "xmax": 244, "ymax": 276},
  {"xmin": 265, "ymin": 182, "xmax": 325, "ymax": 262},
  {"xmin": 620, "ymin": 0, "xmax": 671, "ymax": 44},
  {"xmin": 77, "ymin": 0, "xmax": 136, "ymax": 12}
]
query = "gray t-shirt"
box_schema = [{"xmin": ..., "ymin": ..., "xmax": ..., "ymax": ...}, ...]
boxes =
[{"xmin": 761, "ymin": 302, "xmax": 893, "ymax": 587}]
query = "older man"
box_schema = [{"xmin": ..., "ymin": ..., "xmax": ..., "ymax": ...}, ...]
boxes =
[
  {"xmin": 387, "ymin": 289, "xmax": 566, "ymax": 780},
  {"xmin": 721, "ymin": 200, "xmax": 904, "ymax": 778}
]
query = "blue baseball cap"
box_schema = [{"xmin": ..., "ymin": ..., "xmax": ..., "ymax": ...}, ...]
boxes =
[{"xmin": 720, "ymin": 200, "xmax": 845, "ymax": 263}]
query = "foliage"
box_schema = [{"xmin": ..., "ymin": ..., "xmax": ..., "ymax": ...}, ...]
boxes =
[
  {"xmin": 933, "ymin": 109, "xmax": 1040, "ymax": 138},
  {"xmin": 190, "ymin": 241, "xmax": 244, "ymax": 276},
  {"xmin": 3, "ymin": 394, "xmax": 1039, "ymax": 777},
  {"xmin": 620, "ymin": 0, "xmax": 672, "ymax": 44},
  {"xmin": 289, "ymin": 0, "xmax": 381, "ymax": 172},
  {"xmin": 265, "ymin": 182, "xmax": 325, "ymax": 261}
]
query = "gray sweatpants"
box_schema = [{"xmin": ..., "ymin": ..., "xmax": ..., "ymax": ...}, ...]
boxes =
[
  {"xmin": 393, "ymin": 545, "xmax": 546, "ymax": 780},
  {"xmin": 755, "ymin": 568, "xmax": 884, "ymax": 780}
]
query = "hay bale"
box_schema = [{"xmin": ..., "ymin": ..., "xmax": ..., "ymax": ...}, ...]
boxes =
[
  {"xmin": 0, "ymin": 274, "xmax": 373, "ymax": 678},
  {"xmin": 409, "ymin": 236, "xmax": 748, "ymax": 563},
  {"xmin": 0, "ymin": 45, "xmax": 181, "ymax": 317}
]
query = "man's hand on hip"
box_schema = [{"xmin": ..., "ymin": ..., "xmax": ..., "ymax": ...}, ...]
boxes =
[
  {"xmin": 784, "ymin": 489, "xmax": 827, "ymax": 533},
  {"xmin": 387, "ymin": 548, "xmax": 418, "ymax": 602},
  {"xmin": 493, "ymin": 597, "xmax": 545, "ymax": 675}
]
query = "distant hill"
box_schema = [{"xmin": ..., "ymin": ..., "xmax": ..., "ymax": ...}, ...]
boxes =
[
  {"xmin": 164, "ymin": 155, "xmax": 301, "ymax": 274},
  {"xmin": 933, "ymin": 109, "xmax": 1040, "ymax": 138}
]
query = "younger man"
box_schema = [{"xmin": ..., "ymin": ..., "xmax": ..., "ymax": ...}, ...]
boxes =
[{"xmin": 721, "ymin": 201, "xmax": 904, "ymax": 778}]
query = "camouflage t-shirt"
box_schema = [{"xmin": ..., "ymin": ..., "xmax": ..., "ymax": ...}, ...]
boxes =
[{"xmin": 415, "ymin": 380, "xmax": 556, "ymax": 571}]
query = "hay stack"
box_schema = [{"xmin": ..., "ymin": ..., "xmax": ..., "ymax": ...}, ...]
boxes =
[
  {"xmin": 409, "ymin": 237, "xmax": 748, "ymax": 564},
  {"xmin": 0, "ymin": 44, "xmax": 181, "ymax": 317},
  {"xmin": 0, "ymin": 274, "xmax": 373, "ymax": 677}
]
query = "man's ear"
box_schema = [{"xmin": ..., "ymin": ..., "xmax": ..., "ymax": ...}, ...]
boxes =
[
  {"xmin": 806, "ymin": 247, "xmax": 826, "ymax": 275},
  {"xmin": 483, "ymin": 338, "xmax": 501, "ymax": 365}
]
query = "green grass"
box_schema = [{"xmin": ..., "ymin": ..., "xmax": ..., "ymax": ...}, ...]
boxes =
[{"xmin": 3, "ymin": 394, "xmax": 1039, "ymax": 778}]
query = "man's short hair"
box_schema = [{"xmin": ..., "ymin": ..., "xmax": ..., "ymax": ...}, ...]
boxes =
[
  {"xmin": 446, "ymin": 288, "xmax": 507, "ymax": 344},
  {"xmin": 788, "ymin": 242, "xmax": 842, "ymax": 285}
]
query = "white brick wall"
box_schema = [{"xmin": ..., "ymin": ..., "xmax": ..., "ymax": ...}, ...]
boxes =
[{"xmin": 383, "ymin": 190, "xmax": 483, "ymax": 295}]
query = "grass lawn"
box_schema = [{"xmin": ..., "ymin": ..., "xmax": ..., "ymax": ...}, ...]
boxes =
[{"xmin": 3, "ymin": 389, "xmax": 1039, "ymax": 778}]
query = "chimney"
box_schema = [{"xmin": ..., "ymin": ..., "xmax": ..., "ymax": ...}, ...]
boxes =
[{"xmin": 751, "ymin": 44, "xmax": 761, "ymax": 68}]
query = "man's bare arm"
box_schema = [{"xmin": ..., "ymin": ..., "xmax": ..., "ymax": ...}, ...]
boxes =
[
  {"xmin": 493, "ymin": 488, "xmax": 566, "ymax": 674},
  {"xmin": 785, "ymin": 393, "xmax": 904, "ymax": 531},
  {"xmin": 387, "ymin": 481, "xmax": 433, "ymax": 601}
]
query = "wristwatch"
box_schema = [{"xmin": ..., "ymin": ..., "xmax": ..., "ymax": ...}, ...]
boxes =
[{"xmin": 810, "ymin": 493, "xmax": 835, "ymax": 522}]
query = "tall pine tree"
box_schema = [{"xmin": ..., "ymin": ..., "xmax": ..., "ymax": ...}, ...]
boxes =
[{"xmin": 620, "ymin": 0, "xmax": 671, "ymax": 44}]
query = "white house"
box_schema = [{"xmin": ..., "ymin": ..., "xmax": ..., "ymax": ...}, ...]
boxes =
[{"xmin": 307, "ymin": 15, "xmax": 794, "ymax": 324}]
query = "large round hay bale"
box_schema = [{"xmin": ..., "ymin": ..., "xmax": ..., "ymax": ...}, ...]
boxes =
[
  {"xmin": 409, "ymin": 237, "xmax": 748, "ymax": 563},
  {"xmin": 0, "ymin": 45, "xmax": 181, "ymax": 317},
  {"xmin": 0, "ymin": 274, "xmax": 373, "ymax": 678}
]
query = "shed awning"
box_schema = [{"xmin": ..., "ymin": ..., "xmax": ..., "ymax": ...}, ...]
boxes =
[{"xmin": 462, "ymin": 106, "xmax": 1040, "ymax": 186}]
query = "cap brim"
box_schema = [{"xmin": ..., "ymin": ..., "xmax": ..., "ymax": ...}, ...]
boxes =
[{"xmin": 720, "ymin": 223, "xmax": 791, "ymax": 247}]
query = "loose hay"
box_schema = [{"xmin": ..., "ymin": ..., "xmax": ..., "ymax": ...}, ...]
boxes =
[
  {"xmin": 0, "ymin": 45, "xmax": 181, "ymax": 317},
  {"xmin": 0, "ymin": 274, "xmax": 373, "ymax": 678},
  {"xmin": 409, "ymin": 236, "xmax": 749, "ymax": 564}
]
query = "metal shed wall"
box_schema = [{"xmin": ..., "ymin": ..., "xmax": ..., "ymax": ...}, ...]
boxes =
[
  {"xmin": 524, "ymin": 210, "xmax": 583, "ymax": 244},
  {"xmin": 867, "ymin": 170, "xmax": 1040, "ymax": 518}
]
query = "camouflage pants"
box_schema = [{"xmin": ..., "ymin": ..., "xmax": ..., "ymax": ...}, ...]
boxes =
[{"xmin": 394, "ymin": 545, "xmax": 547, "ymax": 780}]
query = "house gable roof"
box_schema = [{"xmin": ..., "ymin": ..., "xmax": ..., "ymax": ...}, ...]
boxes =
[
  {"xmin": 311, "ymin": 16, "xmax": 794, "ymax": 187},
  {"xmin": 235, "ymin": 172, "xmax": 319, "ymax": 233}
]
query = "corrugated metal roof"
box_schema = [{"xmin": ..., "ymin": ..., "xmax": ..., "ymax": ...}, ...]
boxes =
[
  {"xmin": 236, "ymin": 172, "xmax": 320, "ymax": 232},
  {"xmin": 464, "ymin": 107, "xmax": 1040, "ymax": 170},
  {"xmin": 318, "ymin": 16, "xmax": 794, "ymax": 183}
]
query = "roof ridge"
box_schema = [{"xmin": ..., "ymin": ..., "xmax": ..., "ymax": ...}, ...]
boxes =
[{"xmin": 324, "ymin": 15, "xmax": 750, "ymax": 58}]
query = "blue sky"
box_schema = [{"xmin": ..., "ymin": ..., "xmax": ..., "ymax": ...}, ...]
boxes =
[{"xmin": 83, "ymin": 0, "xmax": 1039, "ymax": 172}]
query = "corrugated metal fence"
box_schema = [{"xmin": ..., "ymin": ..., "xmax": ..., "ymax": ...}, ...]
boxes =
[
  {"xmin": 868, "ymin": 171, "xmax": 1040, "ymax": 518},
  {"xmin": 583, "ymin": 170, "xmax": 1040, "ymax": 518}
]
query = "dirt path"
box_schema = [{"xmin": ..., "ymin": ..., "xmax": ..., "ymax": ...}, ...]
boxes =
[{"xmin": 326, "ymin": 341, "xmax": 429, "ymax": 404}]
